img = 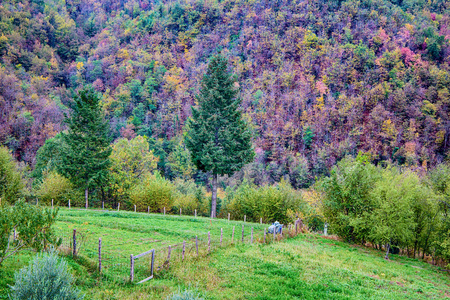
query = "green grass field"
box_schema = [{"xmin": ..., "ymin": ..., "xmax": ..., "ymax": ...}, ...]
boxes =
[{"xmin": 1, "ymin": 208, "xmax": 449, "ymax": 299}]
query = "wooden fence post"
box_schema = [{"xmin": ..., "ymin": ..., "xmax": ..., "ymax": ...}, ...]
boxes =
[
  {"xmin": 102, "ymin": 201, "xmax": 104, "ymax": 210},
  {"xmin": 36, "ymin": 198, "xmax": 38, "ymax": 205},
  {"xmin": 73, "ymin": 229, "xmax": 77, "ymax": 257},
  {"xmin": 134, "ymin": 205, "xmax": 136, "ymax": 213},
  {"xmin": 208, "ymin": 232, "xmax": 211, "ymax": 252},
  {"xmin": 260, "ymin": 218, "xmax": 262, "ymax": 224},
  {"xmin": 180, "ymin": 208, "xmax": 182, "ymax": 216},
  {"xmin": 167, "ymin": 245, "xmax": 172, "ymax": 266},
  {"xmin": 148, "ymin": 206, "xmax": 150, "ymax": 213},
  {"xmin": 98, "ymin": 238, "xmax": 102, "ymax": 273},
  {"xmin": 251, "ymin": 227, "xmax": 253, "ymax": 244},
  {"xmin": 164, "ymin": 207, "xmax": 166, "ymax": 215},
  {"xmin": 228, "ymin": 213, "xmax": 230, "ymax": 222},
  {"xmin": 273, "ymin": 227, "xmax": 276, "ymax": 242},
  {"xmin": 196, "ymin": 236, "xmax": 199, "ymax": 256},
  {"xmin": 232, "ymin": 226, "xmax": 235, "ymax": 243},
  {"xmin": 151, "ymin": 250, "xmax": 155, "ymax": 275},
  {"xmin": 195, "ymin": 209, "xmax": 197, "ymax": 217},
  {"xmin": 241, "ymin": 225, "xmax": 244, "ymax": 243},
  {"xmin": 220, "ymin": 228, "xmax": 223, "ymax": 246},
  {"xmin": 264, "ymin": 228, "xmax": 266, "ymax": 243},
  {"xmin": 244, "ymin": 215, "xmax": 246, "ymax": 222},
  {"xmin": 130, "ymin": 254, "xmax": 134, "ymax": 282},
  {"xmin": 68, "ymin": 199, "xmax": 70, "ymax": 209},
  {"xmin": 51, "ymin": 199, "xmax": 54, "ymax": 209},
  {"xmin": 117, "ymin": 202, "xmax": 120, "ymax": 211},
  {"xmin": 295, "ymin": 219, "xmax": 298, "ymax": 235},
  {"xmin": 182, "ymin": 241, "xmax": 186, "ymax": 261}
]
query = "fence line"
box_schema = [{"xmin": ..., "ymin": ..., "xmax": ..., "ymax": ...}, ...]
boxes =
[
  {"xmin": 31, "ymin": 198, "xmax": 281, "ymax": 225},
  {"xmin": 61, "ymin": 218, "xmax": 305, "ymax": 284}
]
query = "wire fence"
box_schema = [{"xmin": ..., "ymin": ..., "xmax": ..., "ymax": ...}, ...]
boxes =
[
  {"xmin": 55, "ymin": 214, "xmax": 304, "ymax": 284},
  {"xmin": 28, "ymin": 200, "xmax": 305, "ymax": 283}
]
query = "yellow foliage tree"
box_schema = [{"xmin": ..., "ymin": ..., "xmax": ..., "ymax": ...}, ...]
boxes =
[{"xmin": 110, "ymin": 136, "xmax": 158, "ymax": 202}]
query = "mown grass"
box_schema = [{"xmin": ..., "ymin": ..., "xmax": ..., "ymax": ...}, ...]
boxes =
[{"xmin": 1, "ymin": 208, "xmax": 449, "ymax": 299}]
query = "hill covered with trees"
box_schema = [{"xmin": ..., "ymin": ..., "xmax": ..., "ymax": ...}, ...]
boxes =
[{"xmin": 0, "ymin": 0, "xmax": 449, "ymax": 186}]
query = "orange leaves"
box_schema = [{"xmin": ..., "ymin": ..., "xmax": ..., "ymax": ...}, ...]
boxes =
[{"xmin": 163, "ymin": 66, "xmax": 185, "ymax": 94}]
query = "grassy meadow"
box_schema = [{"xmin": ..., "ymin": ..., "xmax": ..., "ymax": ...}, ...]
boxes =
[{"xmin": 0, "ymin": 208, "xmax": 449, "ymax": 299}]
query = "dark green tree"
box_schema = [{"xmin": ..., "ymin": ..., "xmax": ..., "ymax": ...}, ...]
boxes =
[
  {"xmin": 185, "ymin": 55, "xmax": 254, "ymax": 218},
  {"xmin": 60, "ymin": 88, "xmax": 111, "ymax": 208}
]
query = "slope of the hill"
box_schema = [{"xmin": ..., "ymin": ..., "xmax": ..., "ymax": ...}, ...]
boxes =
[
  {"xmin": 0, "ymin": 209, "xmax": 448, "ymax": 299},
  {"xmin": 0, "ymin": 0, "xmax": 449, "ymax": 185}
]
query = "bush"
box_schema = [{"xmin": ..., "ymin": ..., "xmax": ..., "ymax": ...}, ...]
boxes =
[
  {"xmin": 0, "ymin": 146, "xmax": 24, "ymax": 204},
  {"xmin": 166, "ymin": 288, "xmax": 204, "ymax": 300},
  {"xmin": 368, "ymin": 167, "xmax": 434, "ymax": 255},
  {"xmin": 0, "ymin": 200, "xmax": 61, "ymax": 266},
  {"xmin": 9, "ymin": 249, "xmax": 83, "ymax": 300},
  {"xmin": 129, "ymin": 172, "xmax": 175, "ymax": 212},
  {"xmin": 318, "ymin": 154, "xmax": 380, "ymax": 243},
  {"xmin": 224, "ymin": 179, "xmax": 304, "ymax": 224},
  {"xmin": 35, "ymin": 171, "xmax": 82, "ymax": 206},
  {"xmin": 172, "ymin": 178, "xmax": 209, "ymax": 215}
]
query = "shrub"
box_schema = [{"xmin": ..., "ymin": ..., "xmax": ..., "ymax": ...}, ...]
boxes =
[
  {"xmin": 166, "ymin": 288, "xmax": 204, "ymax": 300},
  {"xmin": 0, "ymin": 200, "xmax": 61, "ymax": 266},
  {"xmin": 367, "ymin": 167, "xmax": 434, "ymax": 257},
  {"xmin": 9, "ymin": 249, "xmax": 83, "ymax": 300},
  {"xmin": 318, "ymin": 154, "xmax": 380, "ymax": 243},
  {"xmin": 129, "ymin": 172, "xmax": 175, "ymax": 212},
  {"xmin": 172, "ymin": 178, "xmax": 208, "ymax": 215},
  {"xmin": 224, "ymin": 179, "xmax": 304, "ymax": 224},
  {"xmin": 0, "ymin": 146, "xmax": 24, "ymax": 204},
  {"xmin": 35, "ymin": 171, "xmax": 82, "ymax": 206}
]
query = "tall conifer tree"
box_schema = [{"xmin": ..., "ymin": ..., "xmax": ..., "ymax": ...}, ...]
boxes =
[
  {"xmin": 186, "ymin": 55, "xmax": 254, "ymax": 218},
  {"xmin": 61, "ymin": 88, "xmax": 111, "ymax": 208}
]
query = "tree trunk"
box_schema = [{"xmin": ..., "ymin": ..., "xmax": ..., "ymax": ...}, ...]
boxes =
[
  {"xmin": 211, "ymin": 173, "xmax": 217, "ymax": 218},
  {"xmin": 85, "ymin": 188, "xmax": 88, "ymax": 209},
  {"xmin": 385, "ymin": 242, "xmax": 390, "ymax": 260}
]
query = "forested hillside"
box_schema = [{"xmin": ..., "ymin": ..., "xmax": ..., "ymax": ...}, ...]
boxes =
[{"xmin": 0, "ymin": 0, "xmax": 449, "ymax": 186}]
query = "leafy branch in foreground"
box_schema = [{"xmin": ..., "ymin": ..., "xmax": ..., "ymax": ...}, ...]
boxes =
[{"xmin": 0, "ymin": 200, "xmax": 61, "ymax": 267}]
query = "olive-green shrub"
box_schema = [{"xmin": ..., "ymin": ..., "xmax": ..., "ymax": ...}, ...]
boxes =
[
  {"xmin": 172, "ymin": 178, "xmax": 209, "ymax": 216},
  {"xmin": 224, "ymin": 179, "xmax": 304, "ymax": 224},
  {"xmin": 35, "ymin": 171, "xmax": 82, "ymax": 206},
  {"xmin": 129, "ymin": 173, "xmax": 175, "ymax": 212},
  {"xmin": 0, "ymin": 146, "xmax": 24, "ymax": 204}
]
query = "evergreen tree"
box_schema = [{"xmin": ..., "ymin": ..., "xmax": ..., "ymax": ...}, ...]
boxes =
[
  {"xmin": 60, "ymin": 88, "xmax": 111, "ymax": 208},
  {"xmin": 185, "ymin": 55, "xmax": 254, "ymax": 218}
]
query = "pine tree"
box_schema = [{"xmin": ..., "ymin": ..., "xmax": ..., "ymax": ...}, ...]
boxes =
[
  {"xmin": 60, "ymin": 88, "xmax": 111, "ymax": 208},
  {"xmin": 185, "ymin": 55, "xmax": 254, "ymax": 218}
]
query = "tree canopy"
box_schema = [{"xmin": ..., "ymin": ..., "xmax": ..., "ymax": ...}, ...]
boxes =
[
  {"xmin": 60, "ymin": 88, "xmax": 111, "ymax": 207},
  {"xmin": 186, "ymin": 55, "xmax": 254, "ymax": 217}
]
